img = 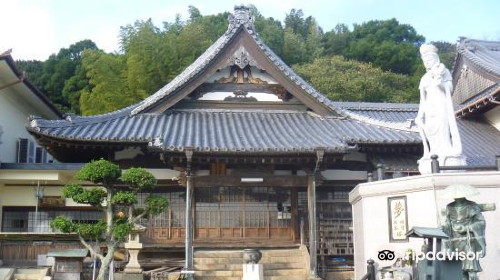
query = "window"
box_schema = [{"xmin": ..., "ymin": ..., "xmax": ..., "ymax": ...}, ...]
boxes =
[
  {"xmin": 17, "ymin": 138, "xmax": 52, "ymax": 163},
  {"xmin": 2, "ymin": 209, "xmax": 103, "ymax": 232}
]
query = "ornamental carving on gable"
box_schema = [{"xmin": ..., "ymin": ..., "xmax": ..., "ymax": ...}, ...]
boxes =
[
  {"xmin": 228, "ymin": 5, "xmax": 255, "ymax": 31},
  {"xmin": 216, "ymin": 46, "xmax": 266, "ymax": 84}
]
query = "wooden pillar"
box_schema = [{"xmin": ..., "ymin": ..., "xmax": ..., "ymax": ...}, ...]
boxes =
[
  {"xmin": 307, "ymin": 173, "xmax": 319, "ymax": 278},
  {"xmin": 184, "ymin": 148, "xmax": 194, "ymax": 279},
  {"xmin": 185, "ymin": 174, "xmax": 194, "ymax": 271}
]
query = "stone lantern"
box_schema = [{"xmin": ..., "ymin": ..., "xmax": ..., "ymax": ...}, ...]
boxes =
[{"xmin": 124, "ymin": 224, "xmax": 146, "ymax": 274}]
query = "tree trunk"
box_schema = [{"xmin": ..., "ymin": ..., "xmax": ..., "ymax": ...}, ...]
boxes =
[
  {"xmin": 96, "ymin": 246, "xmax": 115, "ymax": 280},
  {"xmin": 96, "ymin": 189, "xmax": 116, "ymax": 280}
]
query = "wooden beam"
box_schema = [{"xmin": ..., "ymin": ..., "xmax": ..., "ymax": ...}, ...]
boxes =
[
  {"xmin": 195, "ymin": 82, "xmax": 286, "ymax": 94},
  {"xmin": 193, "ymin": 174, "xmax": 308, "ymax": 187}
]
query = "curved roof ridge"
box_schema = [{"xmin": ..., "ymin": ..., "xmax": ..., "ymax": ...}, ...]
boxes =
[
  {"xmin": 330, "ymin": 101, "xmax": 419, "ymax": 112},
  {"xmin": 170, "ymin": 108, "xmax": 308, "ymax": 114},
  {"xmin": 457, "ymin": 38, "xmax": 500, "ymax": 81},
  {"xmin": 29, "ymin": 103, "xmax": 137, "ymax": 129},
  {"xmin": 334, "ymin": 106, "xmax": 419, "ymax": 132},
  {"xmin": 130, "ymin": 11, "xmax": 249, "ymax": 116}
]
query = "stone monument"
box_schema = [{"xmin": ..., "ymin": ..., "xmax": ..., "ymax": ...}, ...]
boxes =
[
  {"xmin": 415, "ymin": 44, "xmax": 466, "ymax": 174},
  {"xmin": 440, "ymin": 185, "xmax": 488, "ymax": 280}
]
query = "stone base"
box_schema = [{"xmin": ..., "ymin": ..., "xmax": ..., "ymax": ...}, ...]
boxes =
[
  {"xmin": 242, "ymin": 264, "xmax": 264, "ymax": 280},
  {"xmin": 123, "ymin": 268, "xmax": 143, "ymax": 274},
  {"xmin": 443, "ymin": 155, "xmax": 467, "ymax": 169},
  {"xmin": 418, "ymin": 155, "xmax": 467, "ymax": 174},
  {"xmin": 418, "ymin": 157, "xmax": 433, "ymax": 174},
  {"xmin": 116, "ymin": 272, "xmax": 144, "ymax": 280}
]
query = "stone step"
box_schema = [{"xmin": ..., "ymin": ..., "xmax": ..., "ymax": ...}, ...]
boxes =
[
  {"xmin": 193, "ymin": 248, "xmax": 306, "ymax": 280},
  {"xmin": 194, "ymin": 278, "xmax": 305, "ymax": 280},
  {"xmin": 195, "ymin": 270, "xmax": 241, "ymax": 277},
  {"xmin": 266, "ymin": 275, "xmax": 305, "ymax": 280},
  {"xmin": 194, "ymin": 277, "xmax": 241, "ymax": 280},
  {"xmin": 194, "ymin": 262, "xmax": 304, "ymax": 271},
  {"xmin": 194, "ymin": 268, "xmax": 305, "ymax": 277},
  {"xmin": 264, "ymin": 268, "xmax": 305, "ymax": 276},
  {"xmin": 194, "ymin": 277, "xmax": 240, "ymax": 280},
  {"xmin": 194, "ymin": 249, "xmax": 301, "ymax": 258}
]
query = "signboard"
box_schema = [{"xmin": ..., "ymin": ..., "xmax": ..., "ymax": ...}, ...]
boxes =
[
  {"xmin": 387, "ymin": 196, "xmax": 408, "ymax": 242},
  {"xmin": 40, "ymin": 196, "xmax": 65, "ymax": 208}
]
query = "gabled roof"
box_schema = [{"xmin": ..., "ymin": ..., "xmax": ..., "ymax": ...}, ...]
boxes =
[
  {"xmin": 453, "ymin": 38, "xmax": 500, "ymax": 83},
  {"xmin": 130, "ymin": 5, "xmax": 337, "ymax": 116},
  {"xmin": 0, "ymin": 50, "xmax": 62, "ymax": 119},
  {"xmin": 452, "ymin": 38, "xmax": 500, "ymax": 116}
]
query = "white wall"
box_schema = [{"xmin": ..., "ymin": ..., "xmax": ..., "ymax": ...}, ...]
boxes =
[
  {"xmin": 0, "ymin": 91, "xmax": 43, "ymax": 162},
  {"xmin": 484, "ymin": 106, "xmax": 500, "ymax": 131},
  {"xmin": 350, "ymin": 172, "xmax": 500, "ymax": 280}
]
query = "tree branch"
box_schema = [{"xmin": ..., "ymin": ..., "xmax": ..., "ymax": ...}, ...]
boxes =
[
  {"xmin": 78, "ymin": 235, "xmax": 104, "ymax": 260},
  {"xmin": 131, "ymin": 211, "xmax": 147, "ymax": 224}
]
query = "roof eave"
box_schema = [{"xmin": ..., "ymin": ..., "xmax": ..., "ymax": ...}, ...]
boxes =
[{"xmin": 0, "ymin": 54, "xmax": 63, "ymax": 119}]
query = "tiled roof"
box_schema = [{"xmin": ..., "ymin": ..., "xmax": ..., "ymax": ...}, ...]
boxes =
[
  {"xmin": 339, "ymin": 102, "xmax": 500, "ymax": 166},
  {"xmin": 456, "ymin": 38, "xmax": 500, "ymax": 82},
  {"xmin": 455, "ymin": 84, "xmax": 500, "ymax": 112},
  {"xmin": 28, "ymin": 109, "xmax": 421, "ymax": 154},
  {"xmin": 29, "ymin": 102, "xmax": 500, "ymax": 165},
  {"xmin": 369, "ymin": 153, "xmax": 420, "ymax": 172}
]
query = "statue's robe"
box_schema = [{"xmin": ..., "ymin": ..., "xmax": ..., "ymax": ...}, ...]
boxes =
[
  {"xmin": 418, "ymin": 63, "xmax": 456, "ymax": 159},
  {"xmin": 443, "ymin": 199, "xmax": 486, "ymax": 272}
]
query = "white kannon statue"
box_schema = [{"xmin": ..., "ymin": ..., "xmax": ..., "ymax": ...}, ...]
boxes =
[{"xmin": 416, "ymin": 44, "xmax": 466, "ymax": 174}]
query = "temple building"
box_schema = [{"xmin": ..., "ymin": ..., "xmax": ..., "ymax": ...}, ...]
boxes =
[{"xmin": 2, "ymin": 6, "xmax": 500, "ymax": 280}]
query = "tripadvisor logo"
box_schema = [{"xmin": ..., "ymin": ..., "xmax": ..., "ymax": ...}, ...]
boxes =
[
  {"xmin": 410, "ymin": 249, "xmax": 483, "ymax": 261},
  {"xmin": 378, "ymin": 249, "xmax": 395, "ymax": 261},
  {"xmin": 375, "ymin": 244, "xmax": 482, "ymax": 266}
]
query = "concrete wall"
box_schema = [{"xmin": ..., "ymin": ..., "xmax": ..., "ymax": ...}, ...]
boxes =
[{"xmin": 349, "ymin": 171, "xmax": 500, "ymax": 280}]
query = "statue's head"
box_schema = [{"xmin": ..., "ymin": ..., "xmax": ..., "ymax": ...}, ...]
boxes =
[{"xmin": 420, "ymin": 44, "xmax": 440, "ymax": 70}]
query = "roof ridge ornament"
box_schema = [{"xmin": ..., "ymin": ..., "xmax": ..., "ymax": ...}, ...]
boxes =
[{"xmin": 228, "ymin": 5, "xmax": 255, "ymax": 32}]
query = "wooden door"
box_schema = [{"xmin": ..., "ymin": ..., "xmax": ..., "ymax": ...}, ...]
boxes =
[{"xmin": 195, "ymin": 187, "xmax": 294, "ymax": 241}]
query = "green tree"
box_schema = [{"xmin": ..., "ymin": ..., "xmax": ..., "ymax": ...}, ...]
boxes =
[
  {"xmin": 432, "ymin": 41, "xmax": 457, "ymax": 70},
  {"xmin": 51, "ymin": 160, "xmax": 168, "ymax": 280},
  {"xmin": 322, "ymin": 19, "xmax": 425, "ymax": 75},
  {"xmin": 346, "ymin": 19, "xmax": 425, "ymax": 75},
  {"xmin": 254, "ymin": 16, "xmax": 284, "ymax": 56},
  {"xmin": 15, "ymin": 60, "xmax": 44, "ymax": 89},
  {"xmin": 293, "ymin": 56, "xmax": 417, "ymax": 102},
  {"xmin": 41, "ymin": 39, "xmax": 99, "ymax": 112},
  {"xmin": 79, "ymin": 50, "xmax": 145, "ymax": 115},
  {"xmin": 282, "ymin": 9, "xmax": 323, "ymax": 65},
  {"xmin": 283, "ymin": 29, "xmax": 308, "ymax": 65}
]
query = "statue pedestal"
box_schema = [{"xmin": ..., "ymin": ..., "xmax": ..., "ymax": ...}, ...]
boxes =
[
  {"xmin": 418, "ymin": 158, "xmax": 433, "ymax": 174},
  {"xmin": 124, "ymin": 227, "xmax": 146, "ymax": 274},
  {"xmin": 443, "ymin": 155, "xmax": 467, "ymax": 168},
  {"xmin": 242, "ymin": 264, "xmax": 263, "ymax": 280},
  {"xmin": 418, "ymin": 155, "xmax": 467, "ymax": 174}
]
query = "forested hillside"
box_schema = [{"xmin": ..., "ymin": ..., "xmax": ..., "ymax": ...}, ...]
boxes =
[{"xmin": 16, "ymin": 6, "xmax": 456, "ymax": 115}]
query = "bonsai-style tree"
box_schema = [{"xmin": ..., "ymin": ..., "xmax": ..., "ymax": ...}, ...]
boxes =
[{"xmin": 51, "ymin": 159, "xmax": 168, "ymax": 280}]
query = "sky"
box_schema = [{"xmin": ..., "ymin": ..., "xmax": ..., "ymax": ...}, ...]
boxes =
[{"xmin": 2, "ymin": 0, "xmax": 500, "ymax": 61}]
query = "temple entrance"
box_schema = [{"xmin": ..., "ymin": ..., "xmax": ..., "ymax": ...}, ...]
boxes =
[{"xmin": 195, "ymin": 187, "xmax": 295, "ymax": 241}]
